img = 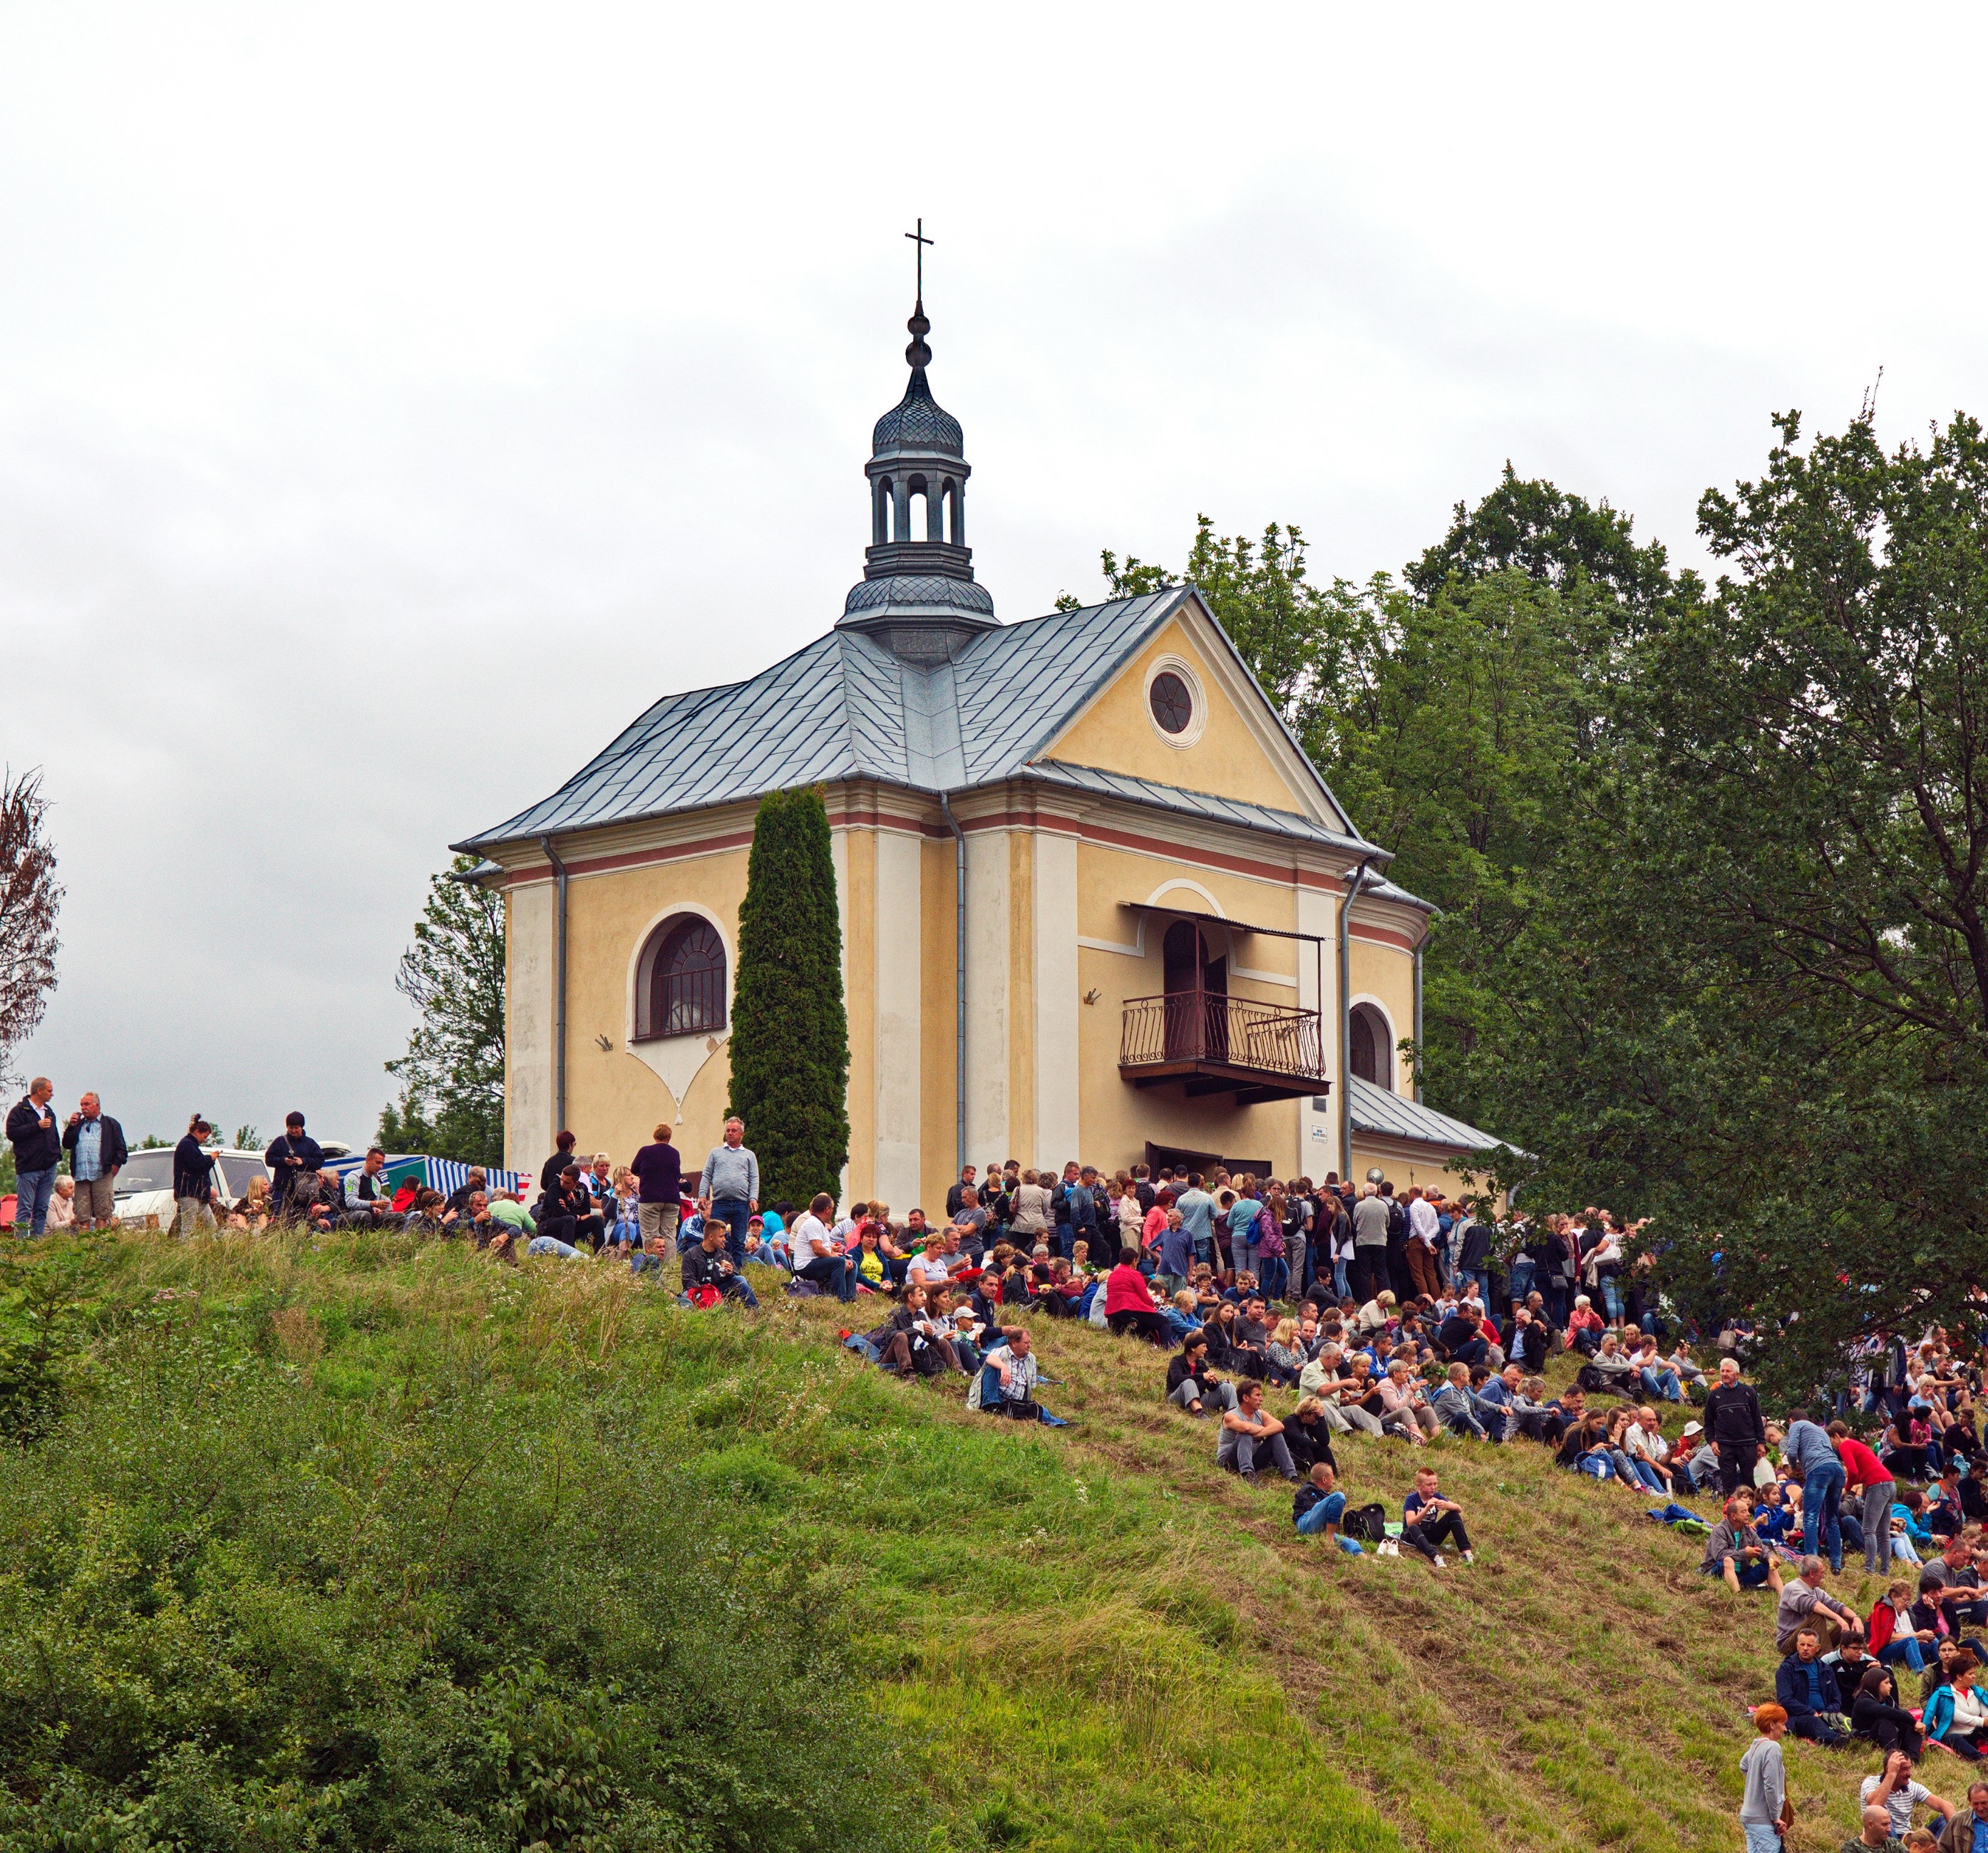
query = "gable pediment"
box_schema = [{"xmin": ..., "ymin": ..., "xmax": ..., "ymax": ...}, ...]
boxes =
[{"xmin": 1037, "ymin": 595, "xmax": 1352, "ymax": 831}]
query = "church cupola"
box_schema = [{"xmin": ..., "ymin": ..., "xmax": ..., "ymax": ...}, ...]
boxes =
[{"xmin": 838, "ymin": 227, "xmax": 996, "ymax": 660}]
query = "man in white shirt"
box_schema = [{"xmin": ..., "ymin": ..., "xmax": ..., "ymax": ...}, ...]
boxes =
[
  {"xmin": 1862, "ymin": 1750, "xmax": 1954, "ymax": 1838},
  {"xmin": 1406, "ymin": 1187, "xmax": 1442, "ymax": 1299},
  {"xmin": 790, "ymin": 1191, "xmax": 854, "ymax": 1303}
]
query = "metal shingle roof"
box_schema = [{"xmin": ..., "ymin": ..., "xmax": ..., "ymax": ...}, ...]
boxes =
[
  {"xmin": 1348, "ymin": 1076, "xmax": 1519, "ymax": 1155},
  {"xmin": 455, "ymin": 586, "xmax": 1371, "ymax": 855},
  {"xmin": 1018, "ymin": 760, "xmax": 1385, "ymax": 858}
]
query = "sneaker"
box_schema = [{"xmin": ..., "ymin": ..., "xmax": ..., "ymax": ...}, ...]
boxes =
[
  {"xmin": 1238, "ymin": 1468, "xmax": 1261, "ymax": 1484},
  {"xmin": 1190, "ymin": 1407, "xmax": 1209, "ymax": 1419},
  {"xmin": 1431, "ymin": 1554, "xmax": 1448, "ymax": 1569},
  {"xmin": 1461, "ymin": 1549, "xmax": 1475, "ymax": 1564}
]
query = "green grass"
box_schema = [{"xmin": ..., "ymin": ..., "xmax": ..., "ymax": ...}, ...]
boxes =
[{"xmin": 0, "ymin": 1233, "xmax": 1922, "ymax": 1852}]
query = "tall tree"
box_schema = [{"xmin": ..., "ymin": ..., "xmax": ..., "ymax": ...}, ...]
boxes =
[
  {"xmin": 380, "ymin": 855, "xmax": 505, "ymax": 1167},
  {"xmin": 727, "ymin": 788, "xmax": 849, "ymax": 1205},
  {"xmin": 0, "ymin": 770, "xmax": 62, "ymax": 1082},
  {"xmin": 1404, "ymin": 461, "xmax": 1678, "ymax": 612}
]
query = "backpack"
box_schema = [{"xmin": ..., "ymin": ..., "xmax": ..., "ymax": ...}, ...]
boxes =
[
  {"xmin": 685, "ymin": 1284, "xmax": 721, "ymax": 1309},
  {"xmin": 1344, "ymin": 1502, "xmax": 1389, "ymax": 1544},
  {"xmin": 1575, "ymin": 1451, "xmax": 1615, "ymax": 1480}
]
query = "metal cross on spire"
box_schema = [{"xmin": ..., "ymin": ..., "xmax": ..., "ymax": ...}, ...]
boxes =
[{"xmin": 905, "ymin": 217, "xmax": 933, "ymax": 304}]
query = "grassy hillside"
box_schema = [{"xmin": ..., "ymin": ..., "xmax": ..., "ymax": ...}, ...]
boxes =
[{"xmin": 0, "ymin": 1234, "xmax": 1916, "ymax": 1852}]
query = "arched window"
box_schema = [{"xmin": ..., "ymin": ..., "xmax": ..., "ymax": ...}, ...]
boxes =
[
  {"xmin": 1349, "ymin": 1003, "xmax": 1391, "ymax": 1089},
  {"xmin": 636, "ymin": 915, "xmax": 727, "ymax": 1040}
]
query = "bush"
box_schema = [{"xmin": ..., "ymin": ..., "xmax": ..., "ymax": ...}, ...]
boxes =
[{"xmin": 0, "ymin": 1271, "xmax": 900, "ymax": 1853}]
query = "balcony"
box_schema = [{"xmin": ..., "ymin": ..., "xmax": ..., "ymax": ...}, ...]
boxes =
[{"xmin": 1119, "ymin": 992, "xmax": 1329, "ymax": 1105}]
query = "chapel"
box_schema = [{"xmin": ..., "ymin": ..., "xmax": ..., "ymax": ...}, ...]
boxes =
[{"xmin": 458, "ymin": 289, "xmax": 1510, "ymax": 1204}]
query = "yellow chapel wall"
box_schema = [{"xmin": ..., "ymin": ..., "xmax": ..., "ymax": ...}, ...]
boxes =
[
  {"xmin": 547, "ymin": 847, "xmax": 751, "ymax": 1185},
  {"xmin": 1071, "ymin": 837, "xmax": 1305, "ymax": 1182},
  {"xmin": 1041, "ymin": 619, "xmax": 1309, "ymax": 815},
  {"xmin": 1348, "ymin": 935, "xmax": 1417, "ymax": 1097},
  {"xmin": 919, "ymin": 832, "xmax": 961, "ymax": 1212}
]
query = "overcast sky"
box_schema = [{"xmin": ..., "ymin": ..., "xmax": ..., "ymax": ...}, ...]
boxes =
[{"xmin": 4, "ymin": 3, "xmax": 1984, "ymax": 1146}]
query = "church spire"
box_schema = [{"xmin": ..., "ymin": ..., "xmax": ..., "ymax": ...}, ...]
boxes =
[{"xmin": 836, "ymin": 225, "xmax": 996, "ymax": 659}]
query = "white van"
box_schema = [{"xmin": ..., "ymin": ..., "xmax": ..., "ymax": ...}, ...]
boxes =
[{"xmin": 111, "ymin": 1147, "xmax": 274, "ymax": 1227}]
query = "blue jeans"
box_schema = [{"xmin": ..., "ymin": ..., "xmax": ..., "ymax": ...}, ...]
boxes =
[
  {"xmin": 798, "ymin": 1254, "xmax": 855, "ymax": 1302},
  {"xmin": 1456, "ymin": 1267, "xmax": 1490, "ymax": 1306},
  {"xmin": 1599, "ymin": 1277, "xmax": 1624, "ymax": 1323},
  {"xmin": 1641, "ymin": 1367, "xmax": 1684, "ymax": 1402},
  {"xmin": 14, "ymin": 1165, "xmax": 54, "ymax": 1236},
  {"xmin": 1294, "ymin": 1490, "xmax": 1346, "ymax": 1537},
  {"xmin": 1803, "ymin": 1460, "xmax": 1847, "ymax": 1569},
  {"xmin": 527, "ymin": 1234, "xmax": 582, "ymax": 1257},
  {"xmin": 1258, "ymin": 1255, "xmax": 1288, "ymax": 1299},
  {"xmin": 1880, "ymin": 1636, "xmax": 1927, "ymax": 1673},
  {"xmin": 1744, "ymin": 1822, "xmax": 1783, "ymax": 1853},
  {"xmin": 1332, "ymin": 1256, "xmax": 1351, "ymax": 1299},
  {"xmin": 711, "ymin": 1199, "xmax": 751, "ymax": 1271},
  {"xmin": 1508, "ymin": 1256, "xmax": 1535, "ymax": 1305}
]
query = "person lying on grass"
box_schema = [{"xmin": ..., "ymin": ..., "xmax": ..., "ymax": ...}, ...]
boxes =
[
  {"xmin": 1294, "ymin": 1460, "xmax": 1361, "ymax": 1554},
  {"xmin": 1401, "ymin": 1464, "xmax": 1473, "ymax": 1569}
]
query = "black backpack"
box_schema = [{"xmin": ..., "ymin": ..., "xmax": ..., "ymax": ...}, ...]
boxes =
[{"xmin": 1344, "ymin": 1502, "xmax": 1389, "ymax": 1544}]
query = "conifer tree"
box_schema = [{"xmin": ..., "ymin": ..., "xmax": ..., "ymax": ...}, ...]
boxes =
[{"xmin": 727, "ymin": 788, "xmax": 849, "ymax": 1203}]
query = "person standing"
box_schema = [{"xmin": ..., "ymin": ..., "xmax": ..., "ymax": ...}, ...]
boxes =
[
  {"xmin": 60, "ymin": 1092, "xmax": 128, "ymax": 1231},
  {"xmin": 699, "ymin": 1117, "xmax": 758, "ymax": 1272},
  {"xmin": 1704, "ymin": 1356, "xmax": 1770, "ymax": 1496},
  {"xmin": 6, "ymin": 1076, "xmax": 60, "ymax": 1236},
  {"xmin": 1740, "ymin": 1705, "xmax": 1793, "ymax": 1853},
  {"xmin": 172, "ymin": 1115, "xmax": 220, "ymax": 1234},
  {"xmin": 1834, "ymin": 1418, "xmax": 1901, "ymax": 1575},
  {"xmin": 1175, "ymin": 1173, "xmax": 1217, "ymax": 1271},
  {"xmin": 631, "ymin": 1122, "xmax": 683, "ymax": 1252},
  {"xmin": 1406, "ymin": 1187, "xmax": 1442, "ymax": 1299},
  {"xmin": 1787, "ymin": 1405, "xmax": 1850, "ymax": 1574},
  {"xmin": 1350, "ymin": 1183, "xmax": 1391, "ymax": 1304},
  {"xmin": 264, "ymin": 1113, "xmax": 325, "ymax": 1216}
]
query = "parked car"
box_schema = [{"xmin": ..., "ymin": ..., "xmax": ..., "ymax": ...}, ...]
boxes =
[{"xmin": 111, "ymin": 1147, "xmax": 273, "ymax": 1227}]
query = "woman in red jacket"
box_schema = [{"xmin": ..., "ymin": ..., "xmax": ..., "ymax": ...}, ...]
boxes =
[{"xmin": 1104, "ymin": 1246, "xmax": 1173, "ymax": 1346}]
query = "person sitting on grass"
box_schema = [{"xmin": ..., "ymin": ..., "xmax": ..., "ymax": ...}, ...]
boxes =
[
  {"xmin": 1282, "ymin": 1396, "xmax": 1339, "ymax": 1477},
  {"xmin": 1863, "ymin": 1748, "xmax": 1954, "ymax": 1841},
  {"xmin": 1163, "ymin": 1289, "xmax": 1203, "ymax": 1343},
  {"xmin": 1294, "ymin": 1460, "xmax": 1362, "ymax": 1554},
  {"xmin": 1927, "ymin": 1653, "xmax": 1988, "ymax": 1761},
  {"xmin": 968, "ymin": 1326, "xmax": 1067, "ymax": 1425},
  {"xmin": 1564, "ymin": 1294, "xmax": 1607, "ymax": 1355},
  {"xmin": 1166, "ymin": 1333, "xmax": 1237, "ymax": 1418},
  {"xmin": 1705, "ymin": 1495, "xmax": 1787, "ymax": 1592},
  {"xmin": 1855, "ymin": 1663, "xmax": 1926, "ymax": 1759},
  {"xmin": 1402, "ymin": 1464, "xmax": 1473, "ymax": 1569},
  {"xmin": 1776, "ymin": 1626, "xmax": 1851, "ymax": 1746},
  {"xmin": 1843, "ymin": 1803, "xmax": 1908, "ymax": 1853},
  {"xmin": 1936, "ymin": 1783, "xmax": 1988, "ymax": 1853},
  {"xmin": 1778, "ymin": 1555, "xmax": 1868, "ymax": 1653},
  {"xmin": 1578, "ymin": 1330, "xmax": 1641, "ymax": 1398},
  {"xmin": 1216, "ymin": 1379, "xmax": 1299, "ymax": 1482},
  {"xmin": 1873, "ymin": 1579, "xmax": 1940, "ymax": 1674},
  {"xmin": 680, "ymin": 1220, "xmax": 760, "ymax": 1309},
  {"xmin": 1104, "ymin": 1246, "xmax": 1173, "ymax": 1344},
  {"xmin": 1378, "ymin": 1358, "xmax": 1439, "ymax": 1442},
  {"xmin": 1429, "ymin": 1361, "xmax": 1500, "ymax": 1440}
]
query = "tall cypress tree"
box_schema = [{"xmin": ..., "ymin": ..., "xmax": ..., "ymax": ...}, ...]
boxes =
[{"xmin": 727, "ymin": 788, "xmax": 850, "ymax": 1204}]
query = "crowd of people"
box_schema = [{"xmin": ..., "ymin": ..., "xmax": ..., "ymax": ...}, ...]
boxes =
[{"xmin": 22, "ymin": 1078, "xmax": 1988, "ymax": 1849}]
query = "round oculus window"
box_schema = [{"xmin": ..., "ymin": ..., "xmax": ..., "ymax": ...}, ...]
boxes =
[{"xmin": 1148, "ymin": 670, "xmax": 1194, "ymax": 735}]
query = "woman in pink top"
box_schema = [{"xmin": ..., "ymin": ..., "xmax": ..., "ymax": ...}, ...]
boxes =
[{"xmin": 1103, "ymin": 1246, "xmax": 1172, "ymax": 1346}]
